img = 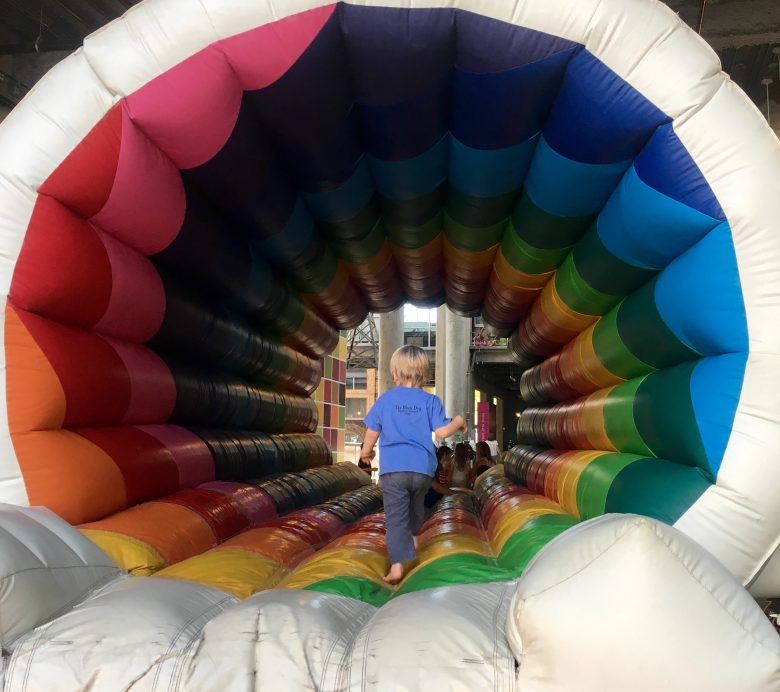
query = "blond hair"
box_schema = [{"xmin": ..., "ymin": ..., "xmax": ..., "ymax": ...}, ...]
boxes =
[{"xmin": 390, "ymin": 345, "xmax": 430, "ymax": 387}]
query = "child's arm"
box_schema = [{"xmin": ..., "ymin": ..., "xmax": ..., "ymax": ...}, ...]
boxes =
[
  {"xmin": 360, "ymin": 429, "xmax": 380, "ymax": 462},
  {"xmin": 434, "ymin": 414, "xmax": 465, "ymax": 440}
]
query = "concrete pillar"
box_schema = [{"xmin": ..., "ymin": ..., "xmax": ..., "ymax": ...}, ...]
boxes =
[
  {"xmin": 377, "ymin": 308, "xmax": 404, "ymax": 395},
  {"xmin": 435, "ymin": 305, "xmax": 447, "ymax": 403},
  {"xmin": 366, "ymin": 367, "xmax": 378, "ymax": 407},
  {"xmin": 444, "ymin": 308, "xmax": 471, "ymax": 435}
]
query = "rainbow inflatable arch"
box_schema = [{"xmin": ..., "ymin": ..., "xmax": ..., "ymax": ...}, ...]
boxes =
[{"xmin": 0, "ymin": 0, "xmax": 779, "ymax": 689}]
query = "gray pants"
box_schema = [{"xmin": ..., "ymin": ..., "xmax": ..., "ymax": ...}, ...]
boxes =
[{"xmin": 380, "ymin": 472, "xmax": 432, "ymax": 564}]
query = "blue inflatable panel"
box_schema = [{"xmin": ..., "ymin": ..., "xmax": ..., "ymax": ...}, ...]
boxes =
[
  {"xmin": 654, "ymin": 223, "xmax": 748, "ymax": 355},
  {"xmin": 224, "ymin": 249, "xmax": 274, "ymax": 312},
  {"xmin": 278, "ymin": 111, "xmax": 362, "ymax": 192},
  {"xmin": 597, "ymin": 165, "xmax": 720, "ymax": 269},
  {"xmin": 691, "ymin": 353, "xmax": 748, "ymax": 476},
  {"xmin": 260, "ymin": 198, "xmax": 316, "ymax": 263},
  {"xmin": 635, "ymin": 123, "xmax": 726, "ymax": 220},
  {"xmin": 449, "ymin": 136, "xmax": 538, "ymax": 198},
  {"xmin": 451, "ymin": 48, "xmax": 575, "ymax": 149},
  {"xmin": 303, "ymin": 158, "xmax": 374, "ymax": 221},
  {"xmin": 368, "ymin": 135, "xmax": 448, "ymax": 201},
  {"xmin": 339, "ymin": 4, "xmax": 455, "ymax": 104},
  {"xmin": 525, "ymin": 136, "xmax": 630, "ymax": 217},
  {"xmin": 544, "ymin": 51, "xmax": 668, "ymax": 164},
  {"xmin": 455, "ymin": 10, "xmax": 579, "ymax": 71},
  {"xmin": 358, "ymin": 72, "xmax": 450, "ymax": 161}
]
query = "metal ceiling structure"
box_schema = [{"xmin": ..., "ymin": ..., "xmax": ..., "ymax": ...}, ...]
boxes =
[
  {"xmin": 0, "ymin": 0, "xmax": 140, "ymax": 54},
  {"xmin": 346, "ymin": 315, "xmax": 379, "ymax": 370},
  {"xmin": 0, "ymin": 1, "xmax": 778, "ymax": 92},
  {"xmin": 472, "ymin": 350, "xmax": 524, "ymax": 394}
]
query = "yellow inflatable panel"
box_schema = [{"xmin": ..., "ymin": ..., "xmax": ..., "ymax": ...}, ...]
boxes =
[
  {"xmin": 81, "ymin": 529, "xmax": 165, "ymax": 576},
  {"xmin": 418, "ymin": 522, "xmax": 483, "ymax": 544},
  {"xmin": 581, "ymin": 388, "xmax": 618, "ymax": 452},
  {"xmin": 154, "ymin": 549, "xmax": 285, "ymax": 599},
  {"xmin": 540, "ymin": 279, "xmax": 597, "ymax": 333},
  {"xmin": 490, "ymin": 506, "xmax": 567, "ymax": 553},
  {"xmin": 415, "ymin": 535, "xmax": 492, "ymax": 568},
  {"xmin": 486, "ymin": 494, "xmax": 559, "ymax": 537},
  {"xmin": 328, "ymin": 532, "xmax": 387, "ymax": 554},
  {"xmin": 557, "ymin": 451, "xmax": 605, "ymax": 518},
  {"xmin": 280, "ymin": 547, "xmax": 388, "ymax": 590},
  {"xmin": 574, "ymin": 326, "xmax": 625, "ymax": 390}
]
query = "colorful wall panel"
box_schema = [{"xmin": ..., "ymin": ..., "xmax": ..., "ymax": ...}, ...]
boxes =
[{"xmin": 313, "ymin": 332, "xmax": 347, "ymax": 464}]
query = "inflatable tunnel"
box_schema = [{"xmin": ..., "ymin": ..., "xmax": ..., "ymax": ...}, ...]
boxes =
[{"xmin": 1, "ymin": 0, "xmax": 780, "ymax": 688}]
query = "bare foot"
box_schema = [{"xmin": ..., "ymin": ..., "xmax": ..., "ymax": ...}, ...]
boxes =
[
  {"xmin": 413, "ymin": 535, "xmax": 419, "ymax": 550},
  {"xmin": 383, "ymin": 563, "xmax": 404, "ymax": 584}
]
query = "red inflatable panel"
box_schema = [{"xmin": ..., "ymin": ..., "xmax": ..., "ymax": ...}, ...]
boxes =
[
  {"xmin": 199, "ymin": 481, "xmax": 278, "ymax": 527},
  {"xmin": 286, "ymin": 507, "xmax": 345, "ymax": 541},
  {"xmin": 156, "ymin": 488, "xmax": 249, "ymax": 542},
  {"xmin": 39, "ymin": 104, "xmax": 122, "ymax": 218},
  {"xmin": 77, "ymin": 426, "xmax": 179, "ymax": 506},
  {"xmin": 15, "ymin": 308, "xmax": 131, "ymax": 427},
  {"xmin": 10, "ymin": 196, "xmax": 112, "ymax": 328}
]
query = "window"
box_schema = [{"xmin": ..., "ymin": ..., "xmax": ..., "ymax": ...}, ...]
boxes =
[
  {"xmin": 347, "ymin": 375, "xmax": 367, "ymax": 389},
  {"xmin": 346, "ymin": 398, "xmax": 368, "ymax": 419}
]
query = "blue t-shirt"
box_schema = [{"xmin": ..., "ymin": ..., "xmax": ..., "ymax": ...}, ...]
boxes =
[{"xmin": 364, "ymin": 386, "xmax": 451, "ymax": 477}]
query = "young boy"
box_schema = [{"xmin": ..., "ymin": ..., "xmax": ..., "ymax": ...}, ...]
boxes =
[{"xmin": 360, "ymin": 345, "xmax": 464, "ymax": 584}]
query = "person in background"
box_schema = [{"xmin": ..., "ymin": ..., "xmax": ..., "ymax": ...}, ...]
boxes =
[
  {"xmin": 486, "ymin": 434, "xmax": 500, "ymax": 463},
  {"xmin": 424, "ymin": 445, "xmax": 454, "ymax": 510},
  {"xmin": 360, "ymin": 345, "xmax": 465, "ymax": 584},
  {"xmin": 450, "ymin": 442, "xmax": 474, "ymax": 490},
  {"xmin": 474, "ymin": 441, "xmax": 493, "ymax": 478}
]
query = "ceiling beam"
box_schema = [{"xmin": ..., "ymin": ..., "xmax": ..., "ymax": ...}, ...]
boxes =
[
  {"xmin": 690, "ymin": 0, "xmax": 780, "ymax": 49},
  {"xmin": 90, "ymin": 0, "xmax": 138, "ymax": 15},
  {"xmin": 709, "ymin": 31, "xmax": 780, "ymax": 51},
  {"xmin": 0, "ymin": 69, "xmax": 29, "ymax": 105},
  {"xmin": 0, "ymin": 0, "xmax": 74, "ymax": 42},
  {"xmin": 0, "ymin": 40, "xmax": 79, "ymax": 54},
  {"xmin": 46, "ymin": 0, "xmax": 94, "ymax": 30}
]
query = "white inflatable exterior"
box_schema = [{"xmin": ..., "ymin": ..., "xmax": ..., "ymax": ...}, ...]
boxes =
[
  {"xmin": 0, "ymin": 0, "xmax": 779, "ymax": 597},
  {"xmin": 509, "ymin": 515, "xmax": 780, "ymax": 692},
  {"xmin": 179, "ymin": 584, "xmax": 518, "ymax": 691},
  {"xmin": 0, "ymin": 0, "xmax": 779, "ymax": 689},
  {"xmin": 2, "ymin": 505, "xmax": 778, "ymax": 691},
  {"xmin": 0, "ymin": 505, "xmax": 118, "ymax": 647}
]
